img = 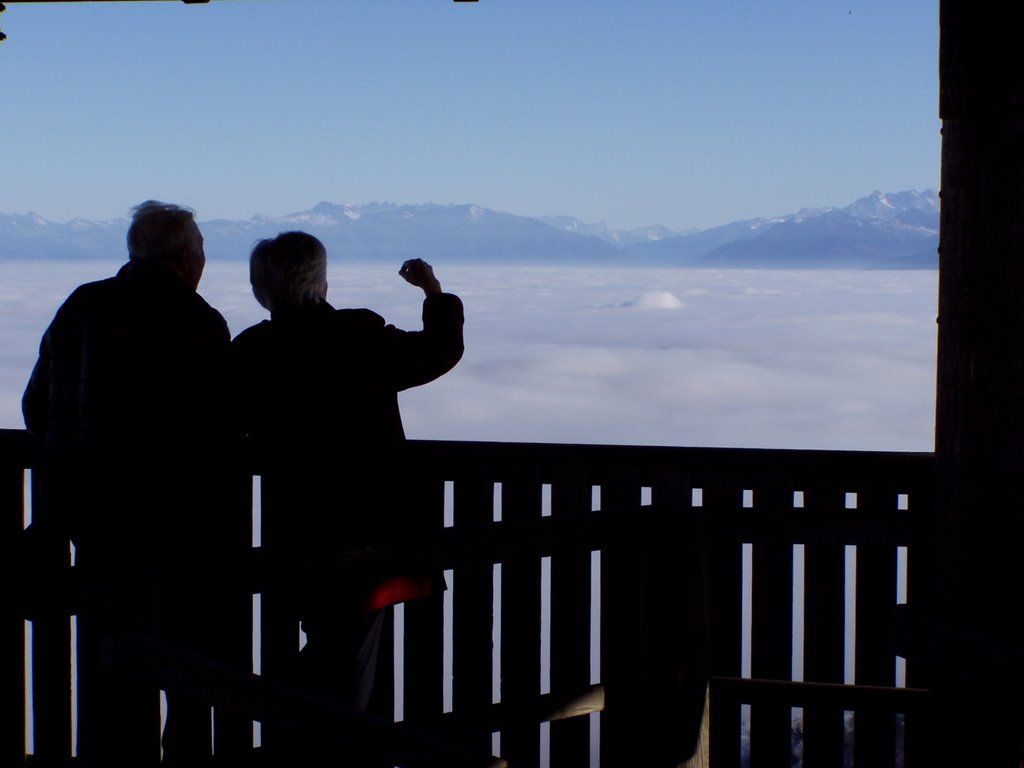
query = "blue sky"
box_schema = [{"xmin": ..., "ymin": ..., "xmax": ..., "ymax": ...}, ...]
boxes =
[{"xmin": 1, "ymin": 0, "xmax": 939, "ymax": 230}]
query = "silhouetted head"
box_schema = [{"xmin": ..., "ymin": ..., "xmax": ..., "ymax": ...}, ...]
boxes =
[
  {"xmin": 127, "ymin": 201, "xmax": 205, "ymax": 290},
  {"xmin": 249, "ymin": 231, "xmax": 328, "ymax": 313}
]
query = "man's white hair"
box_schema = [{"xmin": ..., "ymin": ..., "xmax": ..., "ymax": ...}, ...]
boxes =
[
  {"xmin": 126, "ymin": 200, "xmax": 197, "ymax": 267},
  {"xmin": 249, "ymin": 231, "xmax": 328, "ymax": 313}
]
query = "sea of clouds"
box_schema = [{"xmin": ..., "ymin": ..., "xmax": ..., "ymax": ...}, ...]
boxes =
[{"xmin": 2, "ymin": 261, "xmax": 938, "ymax": 453}]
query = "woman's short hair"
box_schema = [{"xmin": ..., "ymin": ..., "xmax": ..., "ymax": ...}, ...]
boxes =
[
  {"xmin": 250, "ymin": 231, "xmax": 328, "ymax": 312},
  {"xmin": 126, "ymin": 200, "xmax": 197, "ymax": 266}
]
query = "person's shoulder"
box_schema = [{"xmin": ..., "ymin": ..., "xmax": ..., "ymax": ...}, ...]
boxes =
[
  {"xmin": 51, "ymin": 274, "xmax": 120, "ymax": 319},
  {"xmin": 192, "ymin": 291, "xmax": 229, "ymax": 329},
  {"xmin": 166, "ymin": 285, "xmax": 229, "ymax": 343},
  {"xmin": 229, "ymin": 322, "xmax": 273, "ymax": 371},
  {"xmin": 231, "ymin": 320, "xmax": 273, "ymax": 347},
  {"xmin": 67, "ymin": 274, "xmax": 119, "ymax": 300},
  {"xmin": 334, "ymin": 307, "xmax": 386, "ymax": 329}
]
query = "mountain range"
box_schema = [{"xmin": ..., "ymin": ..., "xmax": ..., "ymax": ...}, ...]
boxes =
[{"xmin": 0, "ymin": 190, "xmax": 939, "ymax": 269}]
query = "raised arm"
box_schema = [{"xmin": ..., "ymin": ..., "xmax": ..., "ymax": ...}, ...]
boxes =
[{"xmin": 388, "ymin": 260, "xmax": 464, "ymax": 391}]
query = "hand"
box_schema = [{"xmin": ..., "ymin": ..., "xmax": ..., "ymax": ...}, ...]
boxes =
[{"xmin": 399, "ymin": 259, "xmax": 443, "ymax": 295}]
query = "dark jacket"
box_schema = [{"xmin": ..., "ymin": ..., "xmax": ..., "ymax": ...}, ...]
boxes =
[
  {"xmin": 230, "ymin": 293, "xmax": 464, "ymax": 452},
  {"xmin": 230, "ymin": 293, "xmax": 464, "ymax": 607},
  {"xmin": 23, "ymin": 259, "xmax": 231, "ymax": 559}
]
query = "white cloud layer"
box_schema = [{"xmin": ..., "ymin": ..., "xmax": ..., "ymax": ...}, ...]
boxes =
[{"xmin": 1, "ymin": 262, "xmax": 938, "ymax": 452}]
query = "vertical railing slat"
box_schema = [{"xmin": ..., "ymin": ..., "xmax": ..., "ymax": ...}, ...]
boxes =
[
  {"xmin": 549, "ymin": 469, "xmax": 593, "ymax": 768},
  {"xmin": 703, "ymin": 472, "xmax": 745, "ymax": 768},
  {"xmin": 648, "ymin": 471, "xmax": 710, "ymax": 768},
  {"xmin": 214, "ymin": 470, "xmax": 256, "ymax": 759},
  {"xmin": 749, "ymin": 477, "xmax": 795, "ymax": 768},
  {"xmin": 801, "ymin": 482, "xmax": 847, "ymax": 766},
  {"xmin": 599, "ymin": 473, "xmax": 649, "ymax": 766},
  {"xmin": 369, "ymin": 609, "xmax": 396, "ymax": 722},
  {"xmin": 451, "ymin": 475, "xmax": 495, "ymax": 755},
  {"xmin": 1, "ymin": 464, "xmax": 26, "ymax": 764},
  {"xmin": 854, "ymin": 484, "xmax": 898, "ymax": 768},
  {"xmin": 903, "ymin": 469, "xmax": 936, "ymax": 768},
  {"xmin": 30, "ymin": 468, "xmax": 73, "ymax": 764},
  {"xmin": 403, "ymin": 475, "xmax": 446, "ymax": 724},
  {"xmin": 499, "ymin": 469, "xmax": 543, "ymax": 766},
  {"xmin": 257, "ymin": 472, "xmax": 302, "ymax": 755}
]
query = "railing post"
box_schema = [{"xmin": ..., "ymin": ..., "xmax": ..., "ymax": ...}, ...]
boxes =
[{"xmin": 601, "ymin": 483, "xmax": 708, "ymax": 767}]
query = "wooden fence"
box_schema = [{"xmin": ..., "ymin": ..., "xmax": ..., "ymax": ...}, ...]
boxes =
[{"xmin": 2, "ymin": 429, "xmax": 935, "ymax": 766}]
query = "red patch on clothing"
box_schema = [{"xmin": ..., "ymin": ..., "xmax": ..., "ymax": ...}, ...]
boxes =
[{"xmin": 365, "ymin": 575, "xmax": 433, "ymax": 611}]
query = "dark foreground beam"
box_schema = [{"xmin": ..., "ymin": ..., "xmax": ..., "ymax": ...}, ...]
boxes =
[
  {"xmin": 931, "ymin": 1, "xmax": 1024, "ymax": 765},
  {"xmin": 4, "ymin": 1, "xmax": 209, "ymax": 4}
]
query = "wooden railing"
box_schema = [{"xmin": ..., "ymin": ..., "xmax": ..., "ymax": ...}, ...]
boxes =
[{"xmin": 2, "ymin": 429, "xmax": 935, "ymax": 767}]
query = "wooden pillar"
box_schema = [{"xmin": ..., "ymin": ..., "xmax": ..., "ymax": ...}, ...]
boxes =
[{"xmin": 933, "ymin": 1, "xmax": 1024, "ymax": 763}]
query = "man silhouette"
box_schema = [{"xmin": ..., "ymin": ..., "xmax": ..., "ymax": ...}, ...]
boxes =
[
  {"xmin": 24, "ymin": 200, "xmax": 233, "ymax": 767},
  {"xmin": 231, "ymin": 231, "xmax": 463, "ymax": 753}
]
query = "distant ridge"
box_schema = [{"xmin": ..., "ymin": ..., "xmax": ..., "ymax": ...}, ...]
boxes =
[
  {"xmin": 0, "ymin": 190, "xmax": 938, "ymax": 269},
  {"xmin": 618, "ymin": 190, "xmax": 939, "ymax": 268}
]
